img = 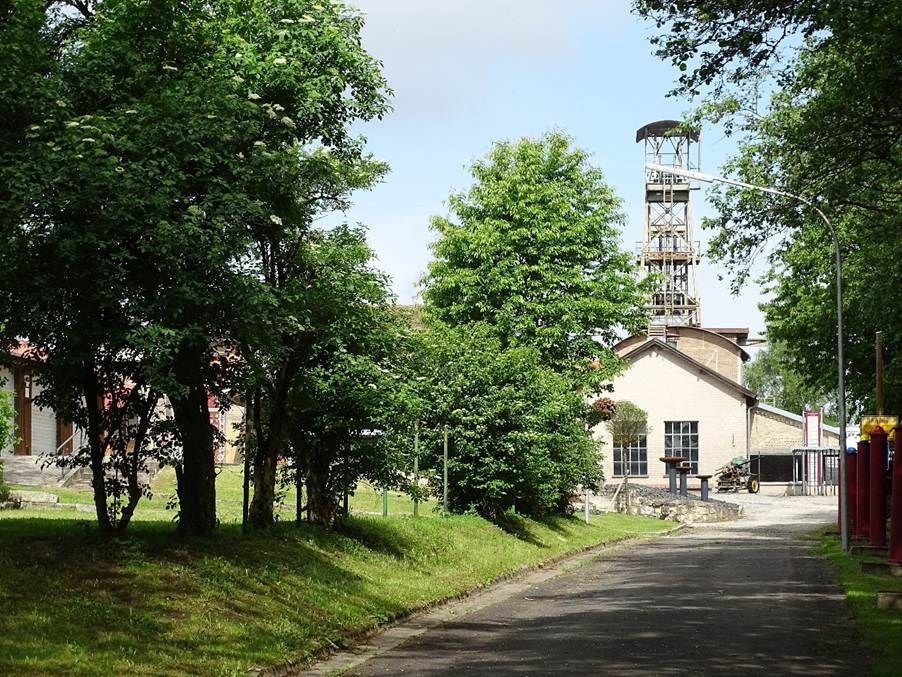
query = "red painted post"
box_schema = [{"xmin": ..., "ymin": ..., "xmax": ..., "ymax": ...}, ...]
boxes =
[
  {"xmin": 844, "ymin": 449, "xmax": 857, "ymax": 536},
  {"xmin": 856, "ymin": 440, "xmax": 870, "ymax": 539},
  {"xmin": 869, "ymin": 426, "xmax": 888, "ymax": 547},
  {"xmin": 889, "ymin": 426, "xmax": 902, "ymax": 565}
]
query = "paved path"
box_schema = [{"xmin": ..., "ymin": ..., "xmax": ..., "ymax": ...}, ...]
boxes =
[{"xmin": 333, "ymin": 495, "xmax": 868, "ymax": 676}]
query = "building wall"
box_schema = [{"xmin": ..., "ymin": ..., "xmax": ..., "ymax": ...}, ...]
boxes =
[
  {"xmin": 222, "ymin": 405, "xmax": 245, "ymax": 465},
  {"xmin": 614, "ymin": 329, "xmax": 745, "ymax": 383},
  {"xmin": 592, "ymin": 346, "xmax": 749, "ymax": 485},
  {"xmin": 29, "ymin": 379, "xmax": 59, "ymax": 456},
  {"xmin": 671, "ymin": 333, "xmax": 742, "ymax": 383},
  {"xmin": 0, "ymin": 365, "xmax": 74, "ymax": 458},
  {"xmin": 749, "ymin": 407, "xmax": 840, "ymax": 455}
]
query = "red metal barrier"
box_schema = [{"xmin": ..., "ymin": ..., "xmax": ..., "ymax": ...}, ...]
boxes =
[
  {"xmin": 857, "ymin": 440, "xmax": 870, "ymax": 539},
  {"xmin": 889, "ymin": 426, "xmax": 902, "ymax": 565},
  {"xmin": 843, "ymin": 449, "xmax": 857, "ymax": 536},
  {"xmin": 869, "ymin": 426, "xmax": 888, "ymax": 547}
]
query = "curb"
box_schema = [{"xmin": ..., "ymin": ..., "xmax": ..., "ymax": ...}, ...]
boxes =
[{"xmin": 252, "ymin": 522, "xmax": 686, "ymax": 677}]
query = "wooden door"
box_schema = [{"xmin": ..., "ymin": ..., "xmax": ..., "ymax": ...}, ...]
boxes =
[
  {"xmin": 13, "ymin": 367, "xmax": 32, "ymax": 456},
  {"xmin": 56, "ymin": 417, "xmax": 74, "ymax": 455}
]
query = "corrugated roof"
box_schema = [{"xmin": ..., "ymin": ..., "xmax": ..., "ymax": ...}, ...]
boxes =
[
  {"xmin": 754, "ymin": 402, "xmax": 841, "ymax": 435},
  {"xmin": 635, "ymin": 120, "xmax": 700, "ymax": 143}
]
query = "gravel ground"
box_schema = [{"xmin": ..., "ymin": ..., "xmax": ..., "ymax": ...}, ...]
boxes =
[{"xmin": 320, "ymin": 494, "xmax": 867, "ymax": 676}]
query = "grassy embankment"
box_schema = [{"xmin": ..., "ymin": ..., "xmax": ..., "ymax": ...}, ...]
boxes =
[
  {"xmin": 815, "ymin": 532, "xmax": 902, "ymax": 676},
  {"xmin": 0, "ymin": 477, "xmax": 673, "ymax": 676}
]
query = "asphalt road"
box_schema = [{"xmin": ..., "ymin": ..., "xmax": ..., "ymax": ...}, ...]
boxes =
[{"xmin": 344, "ymin": 495, "xmax": 868, "ymax": 676}]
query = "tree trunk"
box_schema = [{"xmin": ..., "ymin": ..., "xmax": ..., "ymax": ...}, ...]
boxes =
[
  {"xmin": 81, "ymin": 366, "xmax": 111, "ymax": 533},
  {"xmin": 307, "ymin": 455, "xmax": 339, "ymax": 526},
  {"xmin": 170, "ymin": 385, "xmax": 217, "ymax": 536},
  {"xmin": 288, "ymin": 427, "xmax": 309, "ymax": 525},
  {"xmin": 117, "ymin": 399, "xmax": 154, "ymax": 533},
  {"xmin": 248, "ymin": 448, "xmax": 277, "ymax": 528},
  {"xmin": 248, "ymin": 364, "xmax": 294, "ymax": 529}
]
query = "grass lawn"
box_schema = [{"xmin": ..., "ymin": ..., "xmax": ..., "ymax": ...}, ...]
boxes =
[
  {"xmin": 7, "ymin": 465, "xmax": 433, "ymax": 523},
  {"xmin": 0, "ymin": 509, "xmax": 672, "ymax": 676},
  {"xmin": 814, "ymin": 532, "xmax": 902, "ymax": 676}
]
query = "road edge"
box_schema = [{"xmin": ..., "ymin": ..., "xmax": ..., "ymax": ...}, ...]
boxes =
[{"xmin": 253, "ymin": 522, "xmax": 686, "ymax": 677}]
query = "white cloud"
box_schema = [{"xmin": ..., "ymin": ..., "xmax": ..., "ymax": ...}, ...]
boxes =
[{"xmin": 354, "ymin": 1, "xmax": 629, "ymax": 120}]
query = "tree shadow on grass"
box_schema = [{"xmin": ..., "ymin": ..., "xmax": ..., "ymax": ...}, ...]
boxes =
[
  {"xmin": 334, "ymin": 516, "xmax": 418, "ymax": 559},
  {"xmin": 0, "ymin": 516, "xmax": 418, "ymax": 676},
  {"xmin": 491, "ymin": 512, "xmax": 548, "ymax": 547}
]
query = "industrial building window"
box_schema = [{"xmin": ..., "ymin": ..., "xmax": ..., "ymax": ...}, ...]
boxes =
[
  {"xmin": 613, "ymin": 435, "xmax": 648, "ymax": 477},
  {"xmin": 665, "ymin": 421, "xmax": 699, "ymax": 473}
]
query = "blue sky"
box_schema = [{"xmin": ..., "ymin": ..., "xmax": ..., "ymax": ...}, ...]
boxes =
[{"xmin": 337, "ymin": 0, "xmax": 767, "ymax": 336}]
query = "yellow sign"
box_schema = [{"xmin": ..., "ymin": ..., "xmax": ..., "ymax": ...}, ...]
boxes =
[{"xmin": 860, "ymin": 415, "xmax": 899, "ymax": 440}]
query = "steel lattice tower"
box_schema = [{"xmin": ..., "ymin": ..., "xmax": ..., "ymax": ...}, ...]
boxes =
[{"xmin": 636, "ymin": 120, "xmax": 701, "ymax": 327}]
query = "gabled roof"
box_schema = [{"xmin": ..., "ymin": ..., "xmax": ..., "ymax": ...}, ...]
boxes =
[
  {"xmin": 621, "ymin": 338, "xmax": 756, "ymax": 401},
  {"xmin": 613, "ymin": 327, "xmax": 751, "ymax": 361},
  {"xmin": 666, "ymin": 326, "xmax": 751, "ymax": 362}
]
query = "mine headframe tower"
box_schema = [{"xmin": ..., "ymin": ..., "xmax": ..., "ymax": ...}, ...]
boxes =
[{"xmin": 636, "ymin": 120, "xmax": 702, "ymax": 328}]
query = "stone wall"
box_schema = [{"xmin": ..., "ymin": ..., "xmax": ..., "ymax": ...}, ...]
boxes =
[{"xmin": 605, "ymin": 484, "xmax": 742, "ymax": 524}]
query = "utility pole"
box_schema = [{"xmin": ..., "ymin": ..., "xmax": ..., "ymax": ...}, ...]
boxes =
[
  {"xmin": 413, "ymin": 420, "xmax": 419, "ymax": 517},
  {"xmin": 242, "ymin": 392, "xmax": 251, "ymax": 532},
  {"xmin": 646, "ymin": 162, "xmax": 849, "ymax": 550},
  {"xmin": 443, "ymin": 425, "xmax": 449, "ymax": 514},
  {"xmin": 876, "ymin": 331, "xmax": 884, "ymax": 415}
]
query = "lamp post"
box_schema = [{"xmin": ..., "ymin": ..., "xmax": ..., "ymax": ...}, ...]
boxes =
[{"xmin": 645, "ymin": 162, "xmax": 849, "ymax": 550}]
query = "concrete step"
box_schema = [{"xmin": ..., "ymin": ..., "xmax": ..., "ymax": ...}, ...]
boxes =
[
  {"xmin": 3, "ymin": 455, "xmax": 161, "ymax": 491},
  {"xmin": 1, "ymin": 456, "xmax": 68, "ymax": 487}
]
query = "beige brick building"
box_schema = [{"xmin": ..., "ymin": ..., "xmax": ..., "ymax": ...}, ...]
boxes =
[{"xmin": 592, "ymin": 326, "xmax": 840, "ymax": 489}]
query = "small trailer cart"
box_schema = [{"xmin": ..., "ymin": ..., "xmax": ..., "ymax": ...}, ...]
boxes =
[{"xmin": 715, "ymin": 456, "xmax": 760, "ymax": 493}]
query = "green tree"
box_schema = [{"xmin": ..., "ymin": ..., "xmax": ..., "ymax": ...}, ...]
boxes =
[
  {"xmin": 0, "ymin": 0, "xmax": 390, "ymax": 534},
  {"xmin": 423, "ymin": 132, "xmax": 650, "ymax": 387},
  {"xmin": 247, "ymin": 225, "xmax": 401, "ymax": 527},
  {"xmin": 410, "ymin": 323, "xmax": 602, "ymax": 519},
  {"xmin": 635, "ymin": 1, "xmax": 902, "ymax": 416},
  {"xmin": 0, "ymin": 382, "xmax": 13, "ymax": 501},
  {"xmin": 742, "ymin": 341, "xmax": 832, "ymax": 416},
  {"xmin": 605, "ymin": 400, "xmax": 648, "ymax": 451}
]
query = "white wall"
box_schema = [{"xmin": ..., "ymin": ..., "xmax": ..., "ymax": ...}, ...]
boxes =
[
  {"xmin": 29, "ymin": 379, "xmax": 59, "ymax": 456},
  {"xmin": 593, "ymin": 346, "xmax": 749, "ymax": 484}
]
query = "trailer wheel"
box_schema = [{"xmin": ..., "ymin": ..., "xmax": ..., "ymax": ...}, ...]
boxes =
[{"xmin": 747, "ymin": 478, "xmax": 760, "ymax": 494}]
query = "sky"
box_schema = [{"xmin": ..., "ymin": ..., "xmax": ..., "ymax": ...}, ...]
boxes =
[{"xmin": 334, "ymin": 0, "xmax": 768, "ymax": 337}]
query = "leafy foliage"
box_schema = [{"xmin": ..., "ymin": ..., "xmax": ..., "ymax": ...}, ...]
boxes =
[
  {"xmin": 632, "ymin": 1, "xmax": 876, "ymax": 98},
  {"xmin": 423, "ymin": 132, "xmax": 650, "ymax": 388},
  {"xmin": 742, "ymin": 341, "xmax": 833, "ymax": 417},
  {"xmin": 262, "ymin": 225, "xmax": 408, "ymax": 526},
  {"xmin": 416, "ymin": 133, "xmax": 650, "ymax": 516},
  {"xmin": 0, "ymin": 0, "xmax": 393, "ymax": 533},
  {"xmin": 408, "ymin": 324, "xmax": 602, "ymax": 519},
  {"xmin": 637, "ymin": 1, "xmax": 902, "ymax": 416},
  {"xmin": 605, "ymin": 400, "xmax": 648, "ymax": 449}
]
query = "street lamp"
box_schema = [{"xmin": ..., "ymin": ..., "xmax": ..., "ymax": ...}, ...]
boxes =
[{"xmin": 646, "ymin": 162, "xmax": 849, "ymax": 550}]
